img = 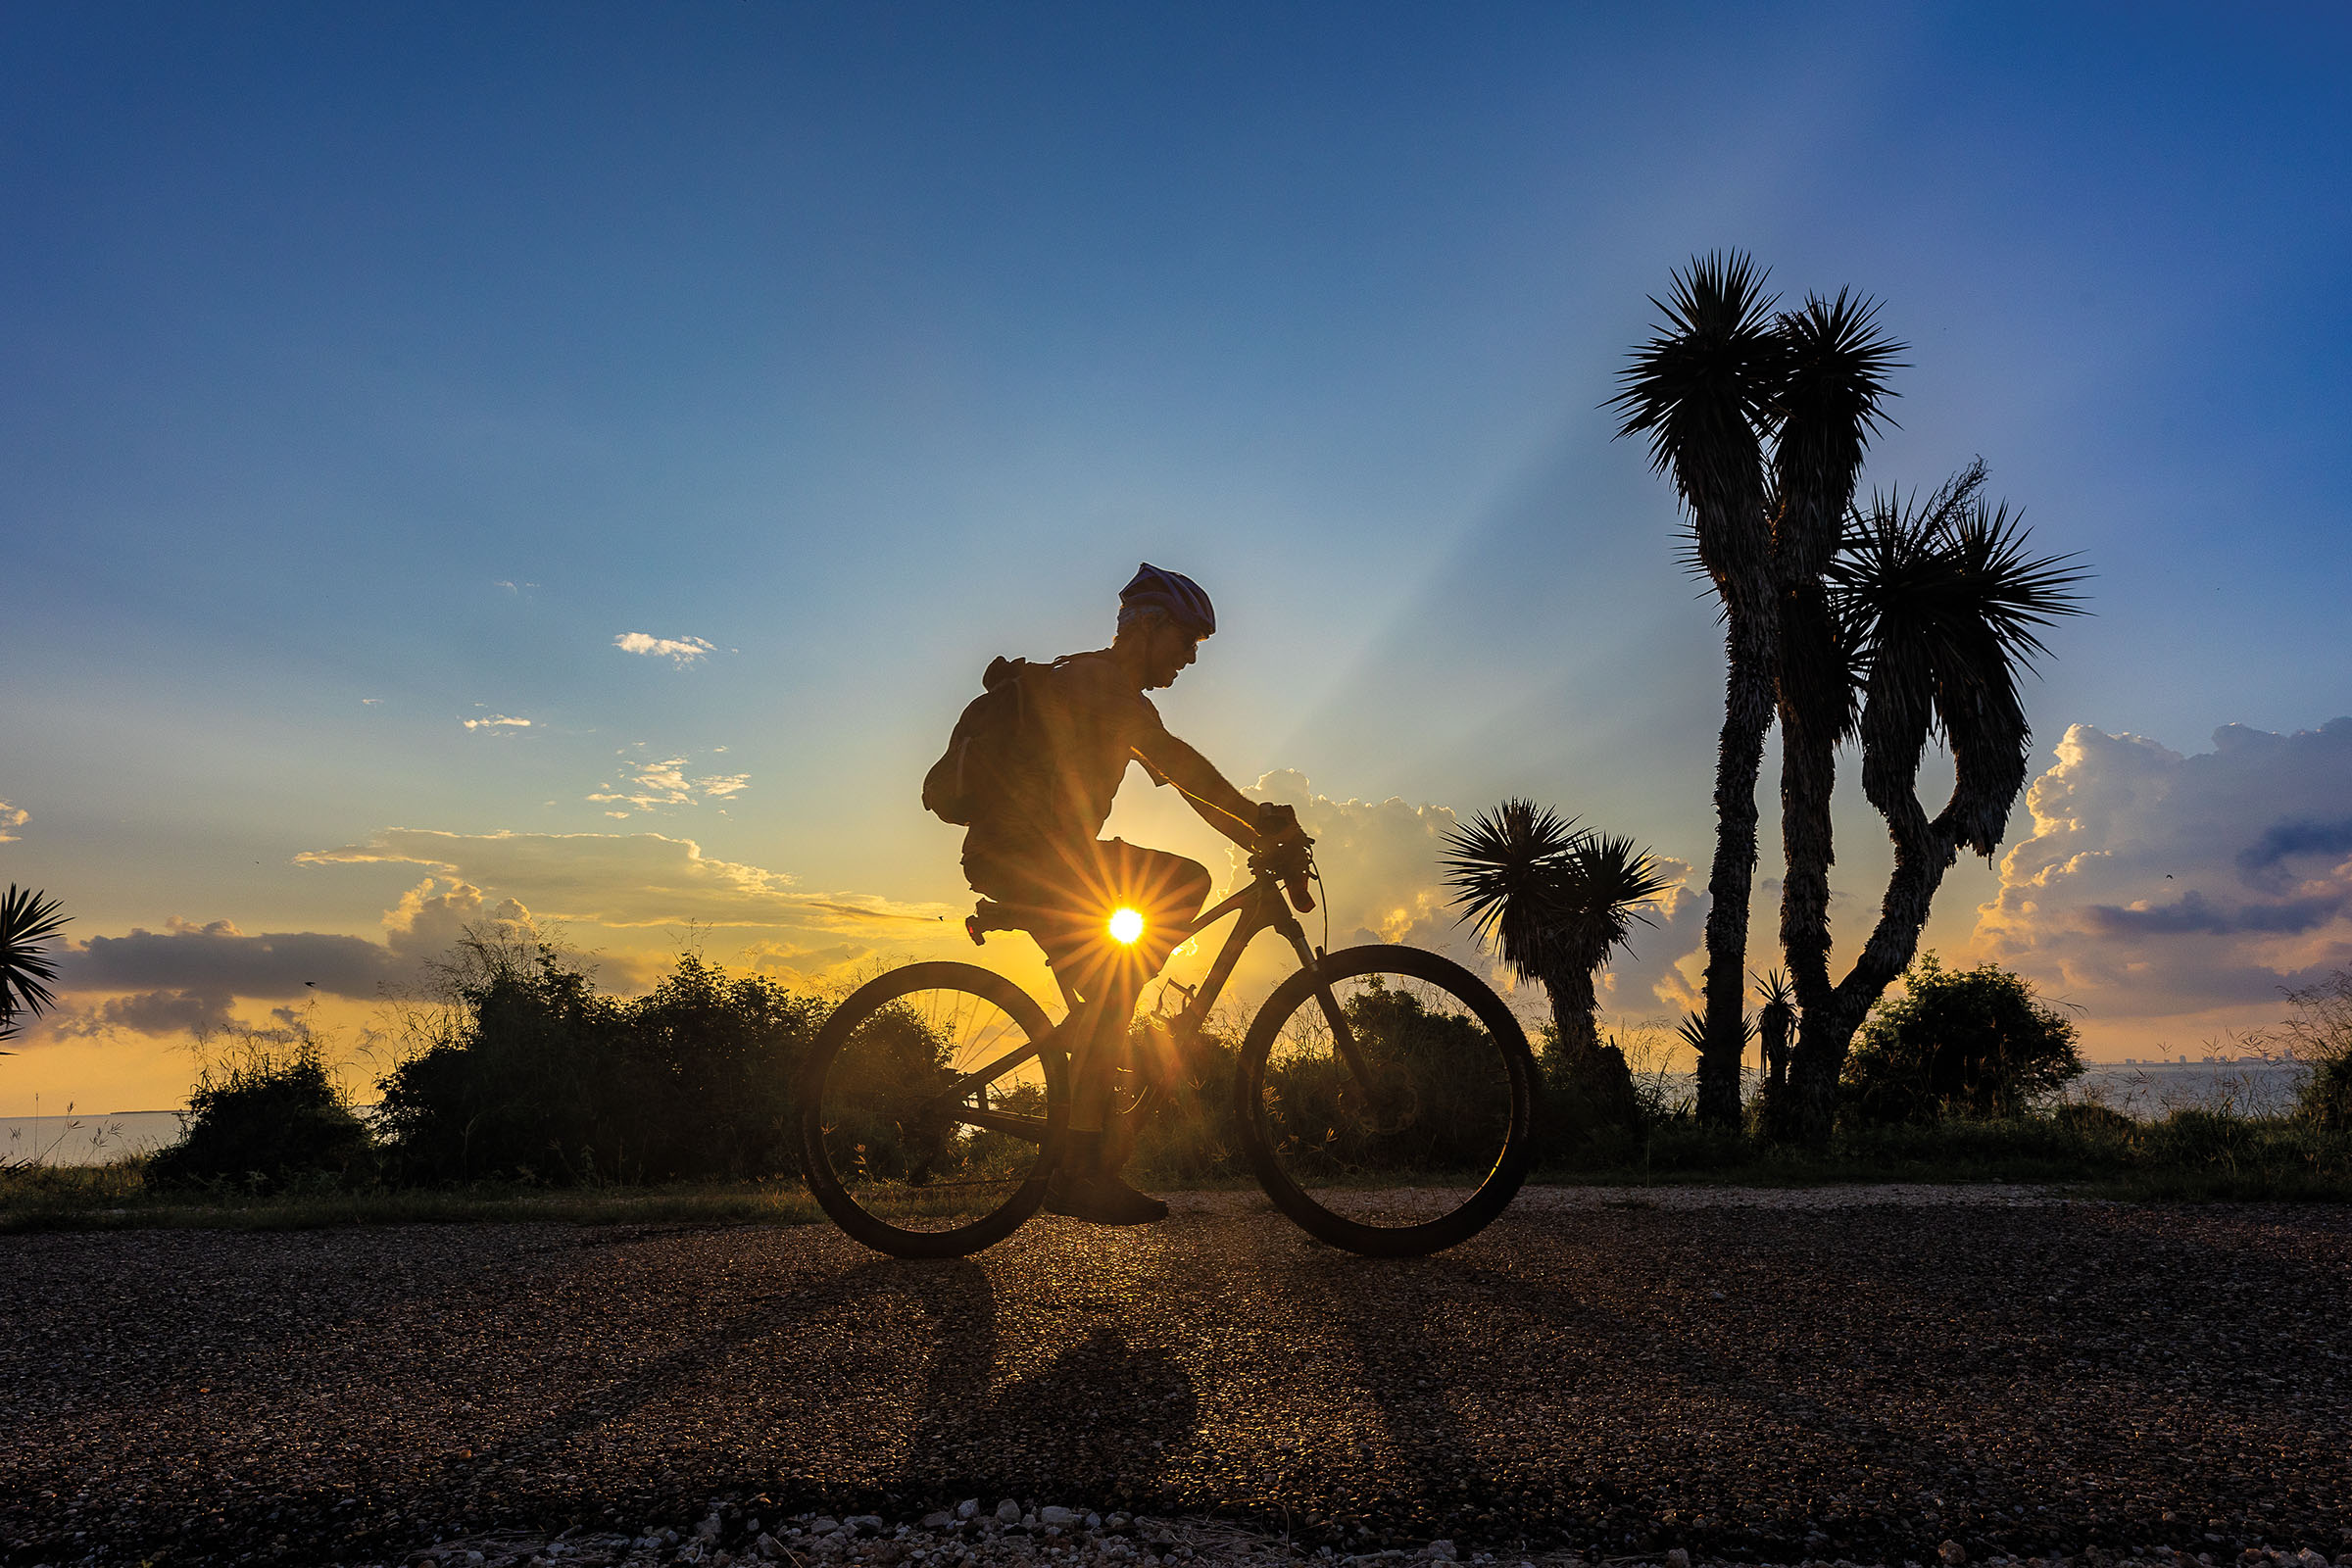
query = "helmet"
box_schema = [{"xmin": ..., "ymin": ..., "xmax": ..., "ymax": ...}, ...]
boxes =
[{"xmin": 1117, "ymin": 563, "xmax": 1216, "ymax": 637}]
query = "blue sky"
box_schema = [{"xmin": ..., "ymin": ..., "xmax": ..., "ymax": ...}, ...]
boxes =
[{"xmin": 6, "ymin": 3, "xmax": 2350, "ymax": 1107}]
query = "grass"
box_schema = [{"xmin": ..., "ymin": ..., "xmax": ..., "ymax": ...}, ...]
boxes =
[
  {"xmin": 9, "ymin": 1105, "xmax": 2350, "ymax": 1232},
  {"xmin": 1531, "ymin": 1107, "xmax": 2352, "ymax": 1201},
  {"xmin": 0, "ymin": 1162, "xmax": 824, "ymax": 1233}
]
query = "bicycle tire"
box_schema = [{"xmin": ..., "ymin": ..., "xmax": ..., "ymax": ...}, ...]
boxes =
[
  {"xmin": 1234, "ymin": 943, "xmax": 1538, "ymax": 1257},
  {"xmin": 800, "ymin": 961, "xmax": 1068, "ymax": 1258}
]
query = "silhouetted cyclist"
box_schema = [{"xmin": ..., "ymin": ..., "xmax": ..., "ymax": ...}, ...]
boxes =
[{"xmin": 945, "ymin": 564, "xmax": 1298, "ymax": 1225}]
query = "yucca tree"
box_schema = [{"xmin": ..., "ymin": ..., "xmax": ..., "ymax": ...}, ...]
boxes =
[
  {"xmin": 1770, "ymin": 292, "xmax": 1904, "ymax": 1038},
  {"xmin": 1768, "ymin": 474, "xmax": 2087, "ymax": 1142},
  {"xmin": 1, "ymin": 886, "xmax": 71, "ymax": 1053},
  {"xmin": 1611, "ymin": 251, "xmax": 1788, "ymax": 1126},
  {"xmin": 1444, "ymin": 802, "xmax": 1671, "ymax": 1093},
  {"xmin": 1755, "ymin": 969, "xmax": 1796, "ymax": 1099}
]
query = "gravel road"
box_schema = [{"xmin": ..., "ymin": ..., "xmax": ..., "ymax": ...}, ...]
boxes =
[{"xmin": 3, "ymin": 1187, "xmax": 2348, "ymax": 1568}]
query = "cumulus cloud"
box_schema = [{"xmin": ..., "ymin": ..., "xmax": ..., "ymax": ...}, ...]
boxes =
[
  {"xmin": 1235, "ymin": 771, "xmax": 1705, "ymax": 1019},
  {"xmin": 613, "ymin": 632, "xmax": 716, "ymax": 666},
  {"xmin": 296, "ymin": 827, "xmax": 949, "ymax": 931},
  {"xmin": 463, "ymin": 713, "xmax": 531, "ymax": 731},
  {"xmin": 24, "ymin": 880, "xmax": 559, "ymax": 1048},
  {"xmin": 1974, "ymin": 719, "xmax": 2352, "ymax": 1027},
  {"xmin": 0, "ymin": 800, "xmax": 25, "ymax": 842},
  {"xmin": 588, "ymin": 755, "xmax": 751, "ymax": 815}
]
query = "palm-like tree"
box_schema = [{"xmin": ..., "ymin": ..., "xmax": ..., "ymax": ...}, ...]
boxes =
[
  {"xmin": 1754, "ymin": 969, "xmax": 1796, "ymax": 1099},
  {"xmin": 1443, "ymin": 802, "xmax": 1672, "ymax": 1097},
  {"xmin": 1, "ymin": 886, "xmax": 71, "ymax": 1053},
  {"xmin": 1768, "ymin": 475, "xmax": 2087, "ymax": 1141},
  {"xmin": 1611, "ymin": 251, "xmax": 1788, "ymax": 1126},
  {"xmin": 1770, "ymin": 292, "xmax": 1905, "ymax": 1037}
]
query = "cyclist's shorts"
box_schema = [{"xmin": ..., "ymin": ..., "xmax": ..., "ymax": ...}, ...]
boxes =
[{"xmin": 963, "ymin": 837, "xmax": 1211, "ymax": 985}]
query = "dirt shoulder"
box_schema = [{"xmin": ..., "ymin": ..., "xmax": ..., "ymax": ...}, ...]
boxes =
[{"xmin": 3, "ymin": 1188, "xmax": 2346, "ymax": 1566}]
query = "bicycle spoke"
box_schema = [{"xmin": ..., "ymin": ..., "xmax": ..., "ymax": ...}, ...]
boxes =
[
  {"xmin": 1246, "ymin": 955, "xmax": 1526, "ymax": 1238},
  {"xmin": 808, "ymin": 969, "xmax": 1061, "ymax": 1240}
]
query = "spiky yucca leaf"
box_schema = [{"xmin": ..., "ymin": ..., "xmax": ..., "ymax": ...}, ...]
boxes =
[
  {"xmin": 1609, "ymin": 251, "xmax": 1788, "ymax": 592},
  {"xmin": 1555, "ymin": 832, "xmax": 1675, "ymax": 957},
  {"xmin": 1442, "ymin": 800, "xmax": 1582, "ymax": 983},
  {"xmin": 1833, "ymin": 466, "xmax": 2088, "ymax": 855},
  {"xmin": 0, "ymin": 885, "xmax": 71, "ymax": 1040}
]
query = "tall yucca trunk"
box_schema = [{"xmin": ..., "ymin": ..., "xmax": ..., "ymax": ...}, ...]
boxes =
[
  {"xmin": 1762, "ymin": 293, "xmax": 1901, "ymax": 1136},
  {"xmin": 1612, "ymin": 253, "xmax": 1787, "ymax": 1128},
  {"xmin": 1696, "ymin": 583, "xmax": 1777, "ymax": 1124}
]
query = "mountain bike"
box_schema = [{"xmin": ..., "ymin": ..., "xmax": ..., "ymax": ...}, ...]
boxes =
[{"xmin": 798, "ymin": 831, "xmax": 1539, "ymax": 1259}]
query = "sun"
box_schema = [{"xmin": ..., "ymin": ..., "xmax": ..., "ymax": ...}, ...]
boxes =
[{"xmin": 1107, "ymin": 907, "xmax": 1146, "ymax": 945}]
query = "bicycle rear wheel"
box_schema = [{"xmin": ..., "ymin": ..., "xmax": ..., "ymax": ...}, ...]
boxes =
[
  {"xmin": 1235, "ymin": 944, "xmax": 1537, "ymax": 1256},
  {"xmin": 800, "ymin": 961, "xmax": 1067, "ymax": 1258}
]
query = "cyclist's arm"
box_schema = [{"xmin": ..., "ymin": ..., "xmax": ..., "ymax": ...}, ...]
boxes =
[{"xmin": 1134, "ymin": 733, "xmax": 1262, "ymax": 849}]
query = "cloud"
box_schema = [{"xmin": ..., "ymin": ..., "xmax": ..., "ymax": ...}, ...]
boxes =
[
  {"xmin": 613, "ymin": 632, "xmax": 716, "ymax": 666},
  {"xmin": 464, "ymin": 713, "xmax": 531, "ymax": 731},
  {"xmin": 1974, "ymin": 719, "xmax": 2352, "ymax": 1024},
  {"xmin": 737, "ymin": 937, "xmax": 877, "ymax": 988},
  {"xmin": 71, "ymin": 989, "xmax": 252, "ymax": 1039},
  {"xmin": 588, "ymin": 755, "xmax": 751, "ymax": 815},
  {"xmin": 64, "ymin": 917, "xmax": 392, "ymax": 1001},
  {"xmin": 297, "ymin": 827, "xmax": 950, "ymax": 931},
  {"xmin": 0, "ymin": 799, "xmax": 24, "ymax": 843},
  {"xmin": 1236, "ymin": 771, "xmax": 1705, "ymax": 1019}
]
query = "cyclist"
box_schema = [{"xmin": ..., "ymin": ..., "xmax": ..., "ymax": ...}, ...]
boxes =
[{"xmin": 953, "ymin": 564, "xmax": 1298, "ymax": 1225}]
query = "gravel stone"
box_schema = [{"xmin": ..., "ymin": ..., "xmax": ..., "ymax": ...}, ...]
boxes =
[{"xmin": 2, "ymin": 1191, "xmax": 2349, "ymax": 1565}]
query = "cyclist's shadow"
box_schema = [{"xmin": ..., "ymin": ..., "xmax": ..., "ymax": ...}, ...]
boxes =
[{"xmin": 900, "ymin": 1283, "xmax": 1200, "ymax": 1502}]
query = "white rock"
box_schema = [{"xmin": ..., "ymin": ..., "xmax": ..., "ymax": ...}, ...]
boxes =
[
  {"xmin": 1427, "ymin": 1543, "xmax": 1456, "ymax": 1562},
  {"xmin": 810, "ymin": 1519, "xmax": 842, "ymax": 1536},
  {"xmin": 1042, "ymin": 1507, "xmax": 1080, "ymax": 1528},
  {"xmin": 997, "ymin": 1500, "xmax": 1023, "ymax": 1525},
  {"xmin": 848, "ymin": 1516, "xmax": 885, "ymax": 1534},
  {"xmin": 957, "ymin": 1499, "xmax": 982, "ymax": 1521},
  {"xmin": 1088, "ymin": 1514, "xmax": 1104, "ymax": 1531},
  {"xmin": 922, "ymin": 1512, "xmax": 955, "ymax": 1530}
]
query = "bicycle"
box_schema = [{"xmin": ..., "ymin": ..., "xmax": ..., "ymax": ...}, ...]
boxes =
[{"xmin": 798, "ymin": 831, "xmax": 1539, "ymax": 1258}]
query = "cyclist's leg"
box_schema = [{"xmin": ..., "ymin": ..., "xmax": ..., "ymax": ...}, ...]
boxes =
[{"xmin": 1061, "ymin": 840, "xmax": 1210, "ymax": 1140}]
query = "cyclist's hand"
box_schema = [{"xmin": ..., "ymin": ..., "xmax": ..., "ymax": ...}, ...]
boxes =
[
  {"xmin": 1250, "ymin": 803, "xmax": 1315, "ymax": 912},
  {"xmin": 1253, "ymin": 801, "xmax": 1301, "ymax": 845}
]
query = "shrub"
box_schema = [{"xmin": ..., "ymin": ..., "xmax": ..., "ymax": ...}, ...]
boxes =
[
  {"xmin": 374, "ymin": 929, "xmax": 824, "ymax": 1185},
  {"xmin": 1841, "ymin": 954, "xmax": 2083, "ymax": 1125},
  {"xmin": 148, "ymin": 1034, "xmax": 375, "ymax": 1191},
  {"xmin": 2278, "ymin": 968, "xmax": 2352, "ymax": 1131},
  {"xmin": 374, "ymin": 932, "xmax": 633, "ymax": 1183}
]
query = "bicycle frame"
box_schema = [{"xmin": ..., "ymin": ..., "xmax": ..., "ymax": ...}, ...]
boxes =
[{"xmin": 936, "ymin": 859, "xmax": 1366, "ymax": 1144}]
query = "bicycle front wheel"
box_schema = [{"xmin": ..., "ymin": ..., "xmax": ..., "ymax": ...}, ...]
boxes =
[
  {"xmin": 1235, "ymin": 944, "xmax": 1537, "ymax": 1256},
  {"xmin": 800, "ymin": 961, "xmax": 1068, "ymax": 1258}
]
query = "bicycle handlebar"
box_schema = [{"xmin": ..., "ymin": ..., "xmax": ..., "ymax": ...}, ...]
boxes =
[{"xmin": 1250, "ymin": 811, "xmax": 1316, "ymax": 915}]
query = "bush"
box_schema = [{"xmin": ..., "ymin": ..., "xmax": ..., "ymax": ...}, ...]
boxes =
[
  {"xmin": 1841, "ymin": 954, "xmax": 2083, "ymax": 1125},
  {"xmin": 373, "ymin": 930, "xmax": 824, "ymax": 1185},
  {"xmin": 2279, "ymin": 968, "xmax": 2352, "ymax": 1130},
  {"xmin": 148, "ymin": 1034, "xmax": 375, "ymax": 1191}
]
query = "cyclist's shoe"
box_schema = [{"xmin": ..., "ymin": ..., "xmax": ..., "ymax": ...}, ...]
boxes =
[{"xmin": 1045, "ymin": 1170, "xmax": 1169, "ymax": 1226}]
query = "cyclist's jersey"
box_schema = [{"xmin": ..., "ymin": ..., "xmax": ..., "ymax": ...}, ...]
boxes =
[{"xmin": 963, "ymin": 649, "xmax": 1173, "ymax": 868}]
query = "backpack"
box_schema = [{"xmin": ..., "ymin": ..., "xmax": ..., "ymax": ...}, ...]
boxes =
[{"xmin": 922, "ymin": 656, "xmax": 1043, "ymax": 826}]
